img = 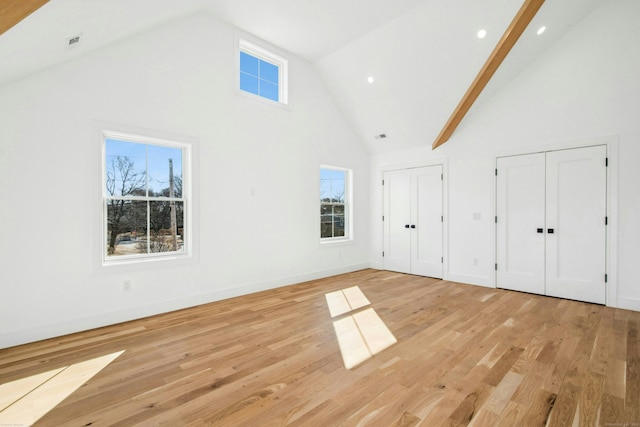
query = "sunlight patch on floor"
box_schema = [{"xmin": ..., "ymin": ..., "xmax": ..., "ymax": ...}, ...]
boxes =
[
  {"xmin": 325, "ymin": 286, "xmax": 370, "ymax": 318},
  {"xmin": 0, "ymin": 350, "xmax": 124, "ymax": 426},
  {"xmin": 326, "ymin": 286, "xmax": 397, "ymax": 369}
]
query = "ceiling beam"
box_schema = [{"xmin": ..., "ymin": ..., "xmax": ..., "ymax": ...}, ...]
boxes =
[
  {"xmin": 432, "ymin": 0, "xmax": 545, "ymax": 150},
  {"xmin": 0, "ymin": 0, "xmax": 49, "ymax": 36}
]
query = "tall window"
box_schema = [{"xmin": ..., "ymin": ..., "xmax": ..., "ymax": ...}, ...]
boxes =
[
  {"xmin": 320, "ymin": 167, "xmax": 351, "ymax": 241},
  {"xmin": 103, "ymin": 133, "xmax": 189, "ymax": 263},
  {"xmin": 239, "ymin": 39, "xmax": 288, "ymax": 104}
]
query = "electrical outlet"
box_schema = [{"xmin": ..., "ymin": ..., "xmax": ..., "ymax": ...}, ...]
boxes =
[{"xmin": 123, "ymin": 280, "xmax": 132, "ymax": 292}]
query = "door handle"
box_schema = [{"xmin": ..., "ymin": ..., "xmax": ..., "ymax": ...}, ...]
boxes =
[
  {"xmin": 410, "ymin": 225, "xmax": 416, "ymax": 229},
  {"xmin": 548, "ymin": 228, "xmax": 554, "ymax": 234},
  {"xmin": 404, "ymin": 224, "xmax": 410, "ymax": 228},
  {"xmin": 537, "ymin": 228, "xmax": 544, "ymax": 233}
]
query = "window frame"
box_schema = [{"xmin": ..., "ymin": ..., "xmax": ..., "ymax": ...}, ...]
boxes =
[
  {"xmin": 101, "ymin": 130, "xmax": 192, "ymax": 265},
  {"xmin": 320, "ymin": 166, "xmax": 353, "ymax": 243},
  {"xmin": 238, "ymin": 38, "xmax": 289, "ymax": 106}
]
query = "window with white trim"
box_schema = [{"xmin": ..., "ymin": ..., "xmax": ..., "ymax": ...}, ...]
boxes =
[
  {"xmin": 102, "ymin": 132, "xmax": 190, "ymax": 263},
  {"xmin": 239, "ymin": 39, "xmax": 288, "ymax": 104},
  {"xmin": 320, "ymin": 167, "xmax": 352, "ymax": 241}
]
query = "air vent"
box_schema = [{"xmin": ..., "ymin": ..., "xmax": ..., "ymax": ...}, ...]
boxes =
[
  {"xmin": 374, "ymin": 133, "xmax": 387, "ymax": 140},
  {"xmin": 66, "ymin": 34, "xmax": 82, "ymax": 49}
]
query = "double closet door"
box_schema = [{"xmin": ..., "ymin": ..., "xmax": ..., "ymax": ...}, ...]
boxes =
[
  {"xmin": 496, "ymin": 145, "xmax": 607, "ymax": 304},
  {"xmin": 383, "ymin": 166, "xmax": 443, "ymax": 279}
]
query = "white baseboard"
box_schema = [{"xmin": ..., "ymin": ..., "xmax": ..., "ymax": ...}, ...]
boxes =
[
  {"xmin": 0, "ymin": 262, "xmax": 370, "ymax": 349},
  {"xmin": 368, "ymin": 261, "xmax": 384, "ymax": 270},
  {"xmin": 616, "ymin": 297, "xmax": 640, "ymax": 312},
  {"xmin": 446, "ymin": 273, "xmax": 495, "ymax": 288}
]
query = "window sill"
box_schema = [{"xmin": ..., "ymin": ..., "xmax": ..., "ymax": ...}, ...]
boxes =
[
  {"xmin": 320, "ymin": 238, "xmax": 354, "ymax": 247},
  {"xmin": 236, "ymin": 88, "xmax": 291, "ymax": 111}
]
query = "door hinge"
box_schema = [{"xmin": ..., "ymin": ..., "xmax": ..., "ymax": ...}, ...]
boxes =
[
  {"xmin": 382, "ymin": 251, "xmax": 385, "ymax": 257},
  {"xmin": 441, "ymin": 257, "xmax": 444, "ymax": 264},
  {"xmin": 495, "ymin": 263, "xmax": 498, "ymax": 271},
  {"xmin": 382, "ymin": 215, "xmax": 385, "ymax": 221},
  {"xmin": 441, "ymin": 215, "xmax": 444, "ymax": 222},
  {"xmin": 605, "ymin": 157, "xmax": 609, "ymax": 167},
  {"xmin": 605, "ymin": 274, "xmax": 608, "ymax": 283},
  {"xmin": 495, "ymin": 168, "xmax": 498, "ymax": 176},
  {"xmin": 441, "ymin": 173, "xmax": 443, "ymax": 181},
  {"xmin": 605, "ymin": 216, "xmax": 608, "ymax": 225},
  {"xmin": 495, "ymin": 216, "xmax": 498, "ymax": 223},
  {"xmin": 382, "ymin": 179, "xmax": 385, "ymax": 185}
]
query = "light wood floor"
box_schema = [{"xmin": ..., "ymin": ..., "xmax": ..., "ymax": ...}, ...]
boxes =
[{"xmin": 1, "ymin": 269, "xmax": 639, "ymax": 426}]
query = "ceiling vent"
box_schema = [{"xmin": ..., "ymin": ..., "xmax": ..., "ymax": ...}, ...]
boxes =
[
  {"xmin": 66, "ymin": 34, "xmax": 82, "ymax": 49},
  {"xmin": 374, "ymin": 133, "xmax": 387, "ymax": 140}
]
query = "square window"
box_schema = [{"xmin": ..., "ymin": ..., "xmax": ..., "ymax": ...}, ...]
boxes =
[{"xmin": 239, "ymin": 39, "xmax": 288, "ymax": 105}]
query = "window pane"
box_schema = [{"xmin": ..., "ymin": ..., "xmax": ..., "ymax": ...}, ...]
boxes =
[
  {"xmin": 107, "ymin": 200, "xmax": 146, "ymax": 256},
  {"xmin": 331, "ymin": 175, "xmax": 345, "ymax": 203},
  {"xmin": 260, "ymin": 80, "xmax": 279, "ymax": 102},
  {"xmin": 240, "ymin": 72, "xmax": 259, "ymax": 95},
  {"xmin": 320, "ymin": 204, "xmax": 333, "ymax": 238},
  {"xmin": 320, "ymin": 169, "xmax": 346, "ymax": 202},
  {"xmin": 240, "ymin": 52, "xmax": 259, "ymax": 76},
  {"xmin": 333, "ymin": 204, "xmax": 345, "ymax": 237},
  {"xmin": 148, "ymin": 201, "xmax": 183, "ymax": 253},
  {"xmin": 260, "ymin": 60, "xmax": 279, "ymax": 84},
  {"xmin": 147, "ymin": 145, "xmax": 182, "ymax": 197},
  {"xmin": 105, "ymin": 140, "xmax": 146, "ymax": 197}
]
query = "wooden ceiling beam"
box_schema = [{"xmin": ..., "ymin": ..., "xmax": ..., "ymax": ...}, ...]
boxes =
[
  {"xmin": 0, "ymin": 0, "xmax": 50, "ymax": 36},
  {"xmin": 432, "ymin": 0, "xmax": 545, "ymax": 150}
]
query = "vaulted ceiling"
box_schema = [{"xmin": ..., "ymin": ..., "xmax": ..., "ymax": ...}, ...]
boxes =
[{"xmin": 0, "ymin": 0, "xmax": 605, "ymax": 153}]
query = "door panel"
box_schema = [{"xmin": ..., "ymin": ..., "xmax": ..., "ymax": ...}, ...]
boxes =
[
  {"xmin": 496, "ymin": 153, "xmax": 546, "ymax": 294},
  {"xmin": 383, "ymin": 169, "xmax": 411, "ymax": 274},
  {"xmin": 545, "ymin": 146, "xmax": 606, "ymax": 304},
  {"xmin": 411, "ymin": 166, "xmax": 443, "ymax": 278}
]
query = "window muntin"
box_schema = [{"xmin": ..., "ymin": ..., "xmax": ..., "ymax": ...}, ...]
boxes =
[
  {"xmin": 103, "ymin": 134, "xmax": 189, "ymax": 263},
  {"xmin": 321, "ymin": 167, "xmax": 351, "ymax": 241},
  {"xmin": 239, "ymin": 39, "xmax": 288, "ymax": 104}
]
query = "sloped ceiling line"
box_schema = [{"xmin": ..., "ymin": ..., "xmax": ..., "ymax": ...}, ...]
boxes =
[{"xmin": 432, "ymin": 0, "xmax": 545, "ymax": 150}]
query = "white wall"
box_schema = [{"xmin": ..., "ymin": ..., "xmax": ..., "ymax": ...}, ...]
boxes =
[
  {"xmin": 370, "ymin": 0, "xmax": 640, "ymax": 309},
  {"xmin": 0, "ymin": 12, "xmax": 370, "ymax": 348}
]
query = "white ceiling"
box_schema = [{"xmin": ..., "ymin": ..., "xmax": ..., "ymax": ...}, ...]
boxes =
[{"xmin": 0, "ymin": 0, "xmax": 605, "ymax": 152}]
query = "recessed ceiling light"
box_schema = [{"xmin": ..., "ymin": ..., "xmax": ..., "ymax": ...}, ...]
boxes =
[
  {"xmin": 537, "ymin": 26, "xmax": 546, "ymax": 35},
  {"xmin": 477, "ymin": 29, "xmax": 487, "ymax": 39},
  {"xmin": 367, "ymin": 76, "xmax": 375, "ymax": 84}
]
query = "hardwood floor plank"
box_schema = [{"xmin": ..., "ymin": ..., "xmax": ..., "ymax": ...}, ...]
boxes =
[
  {"xmin": 521, "ymin": 388, "xmax": 557, "ymax": 426},
  {"xmin": 0, "ymin": 269, "xmax": 638, "ymax": 425}
]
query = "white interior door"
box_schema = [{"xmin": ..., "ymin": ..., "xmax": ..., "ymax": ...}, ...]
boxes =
[
  {"xmin": 496, "ymin": 153, "xmax": 546, "ymax": 294},
  {"xmin": 545, "ymin": 146, "xmax": 606, "ymax": 304},
  {"xmin": 411, "ymin": 166, "xmax": 443, "ymax": 278},
  {"xmin": 383, "ymin": 169, "xmax": 411, "ymax": 274}
]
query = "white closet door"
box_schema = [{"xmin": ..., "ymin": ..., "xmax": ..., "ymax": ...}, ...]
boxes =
[
  {"xmin": 411, "ymin": 166, "xmax": 443, "ymax": 278},
  {"xmin": 383, "ymin": 169, "xmax": 411, "ymax": 274},
  {"xmin": 545, "ymin": 146, "xmax": 606, "ymax": 304},
  {"xmin": 496, "ymin": 153, "xmax": 546, "ymax": 294}
]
